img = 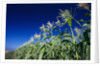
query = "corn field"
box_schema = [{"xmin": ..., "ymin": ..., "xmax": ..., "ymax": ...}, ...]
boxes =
[{"xmin": 5, "ymin": 3, "xmax": 91, "ymax": 60}]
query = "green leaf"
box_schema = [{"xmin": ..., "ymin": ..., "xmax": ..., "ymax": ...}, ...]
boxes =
[
  {"xmin": 76, "ymin": 52, "xmax": 79, "ymax": 60},
  {"xmin": 79, "ymin": 19, "xmax": 84, "ymax": 22},
  {"xmin": 65, "ymin": 28, "xmax": 67, "ymax": 31},
  {"xmin": 39, "ymin": 48, "xmax": 45, "ymax": 59},
  {"xmin": 25, "ymin": 50, "xmax": 32, "ymax": 59},
  {"xmin": 62, "ymin": 22, "xmax": 67, "ymax": 25},
  {"xmin": 45, "ymin": 29, "xmax": 51, "ymax": 34},
  {"xmin": 53, "ymin": 26, "xmax": 57, "ymax": 30},
  {"xmin": 65, "ymin": 55, "xmax": 69, "ymax": 60},
  {"xmin": 67, "ymin": 18, "xmax": 72, "ymax": 27},
  {"xmin": 65, "ymin": 18, "xmax": 68, "ymax": 22},
  {"xmin": 86, "ymin": 45, "xmax": 90, "ymax": 60},
  {"xmin": 43, "ymin": 35, "xmax": 47, "ymax": 40},
  {"xmin": 53, "ymin": 38, "xmax": 60, "ymax": 44},
  {"xmin": 84, "ymin": 13, "xmax": 91, "ymax": 17},
  {"xmin": 86, "ymin": 20, "xmax": 91, "ymax": 24},
  {"xmin": 64, "ymin": 35, "xmax": 73, "ymax": 39},
  {"xmin": 52, "ymin": 51, "xmax": 54, "ymax": 57}
]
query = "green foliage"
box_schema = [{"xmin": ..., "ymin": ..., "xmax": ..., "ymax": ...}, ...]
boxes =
[
  {"xmin": 39, "ymin": 48, "xmax": 45, "ymax": 59},
  {"xmin": 5, "ymin": 51, "xmax": 15, "ymax": 59},
  {"xmin": 67, "ymin": 18, "xmax": 72, "ymax": 27},
  {"xmin": 86, "ymin": 20, "xmax": 91, "ymax": 24},
  {"xmin": 5, "ymin": 6, "xmax": 91, "ymax": 60},
  {"xmin": 53, "ymin": 26, "xmax": 57, "ymax": 30},
  {"xmin": 84, "ymin": 13, "xmax": 91, "ymax": 17},
  {"xmin": 62, "ymin": 22, "xmax": 67, "ymax": 26},
  {"xmin": 45, "ymin": 28, "xmax": 51, "ymax": 34},
  {"xmin": 79, "ymin": 19, "xmax": 84, "ymax": 22}
]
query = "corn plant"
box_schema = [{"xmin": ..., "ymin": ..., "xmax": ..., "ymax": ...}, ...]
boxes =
[{"xmin": 5, "ymin": 3, "xmax": 91, "ymax": 60}]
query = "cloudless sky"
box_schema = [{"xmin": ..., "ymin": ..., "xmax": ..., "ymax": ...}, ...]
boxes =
[{"xmin": 6, "ymin": 3, "xmax": 91, "ymax": 51}]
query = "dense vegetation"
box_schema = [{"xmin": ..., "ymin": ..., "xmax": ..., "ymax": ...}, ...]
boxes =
[{"xmin": 5, "ymin": 3, "xmax": 91, "ymax": 60}]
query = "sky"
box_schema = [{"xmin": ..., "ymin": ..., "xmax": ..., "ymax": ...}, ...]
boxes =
[{"xmin": 6, "ymin": 3, "xmax": 91, "ymax": 51}]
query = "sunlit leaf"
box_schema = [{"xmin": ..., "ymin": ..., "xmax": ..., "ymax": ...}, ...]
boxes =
[
  {"xmin": 39, "ymin": 48, "xmax": 45, "ymax": 59},
  {"xmin": 79, "ymin": 19, "xmax": 84, "ymax": 22},
  {"xmin": 53, "ymin": 26, "xmax": 57, "ymax": 30},
  {"xmin": 67, "ymin": 18, "xmax": 72, "ymax": 27},
  {"xmin": 76, "ymin": 52, "xmax": 79, "ymax": 60}
]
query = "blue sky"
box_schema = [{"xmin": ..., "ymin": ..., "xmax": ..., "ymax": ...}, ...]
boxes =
[{"xmin": 6, "ymin": 3, "xmax": 91, "ymax": 51}]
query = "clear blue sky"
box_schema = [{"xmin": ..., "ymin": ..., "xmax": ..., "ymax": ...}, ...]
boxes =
[{"xmin": 6, "ymin": 3, "xmax": 91, "ymax": 51}]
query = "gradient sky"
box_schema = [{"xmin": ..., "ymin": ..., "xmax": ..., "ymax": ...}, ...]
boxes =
[{"xmin": 6, "ymin": 3, "xmax": 91, "ymax": 51}]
